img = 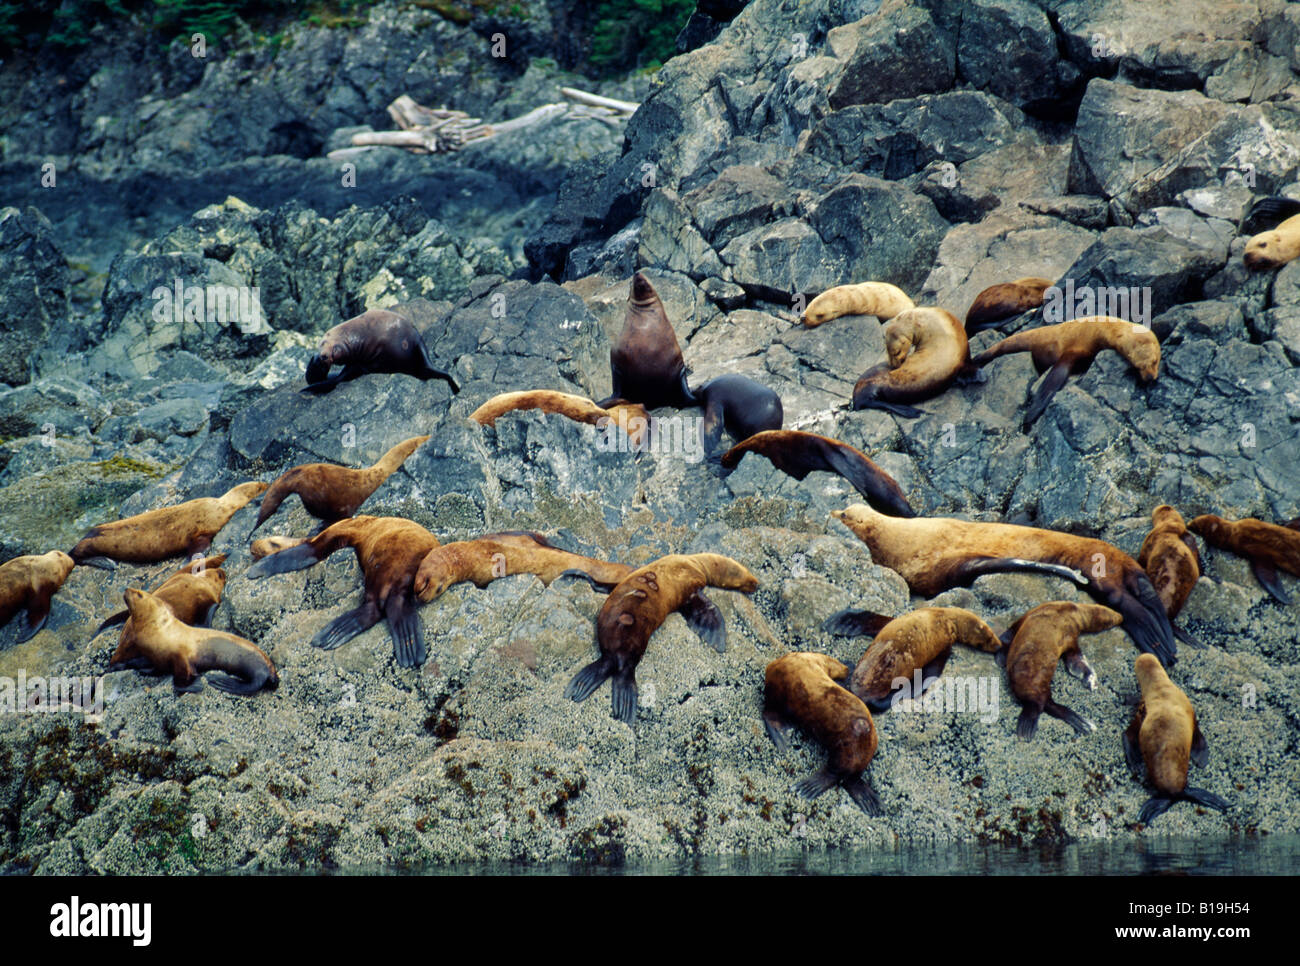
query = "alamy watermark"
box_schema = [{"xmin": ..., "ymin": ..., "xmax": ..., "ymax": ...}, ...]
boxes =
[
  {"xmin": 0, "ymin": 672, "xmax": 104, "ymax": 715},
  {"xmin": 151, "ymin": 278, "xmax": 267, "ymax": 334},
  {"xmin": 595, "ymin": 411, "xmax": 705, "ymax": 464},
  {"xmin": 889, "ymin": 671, "xmax": 1000, "ymax": 724},
  {"xmin": 1043, "ymin": 279, "xmax": 1151, "ymax": 327}
]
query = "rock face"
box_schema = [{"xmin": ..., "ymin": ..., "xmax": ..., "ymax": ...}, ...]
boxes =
[{"xmin": 1, "ymin": 0, "xmax": 1299, "ymax": 872}]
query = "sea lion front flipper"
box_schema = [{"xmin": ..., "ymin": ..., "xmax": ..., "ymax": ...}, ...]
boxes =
[
  {"xmin": 1043, "ymin": 699, "xmax": 1094, "ymax": 735},
  {"xmin": 845, "ymin": 776, "xmax": 883, "ymax": 816},
  {"xmin": 821, "ymin": 442, "xmax": 916, "ymax": 518},
  {"xmin": 1190, "ymin": 723, "xmax": 1209, "ymax": 768},
  {"xmin": 762, "ymin": 709, "xmax": 791, "ymax": 751},
  {"xmin": 1023, "ymin": 361, "xmax": 1072, "ymax": 428},
  {"xmin": 77, "ymin": 556, "xmax": 118, "ymax": 571},
  {"xmin": 246, "ymin": 542, "xmax": 322, "ymax": 578},
  {"xmin": 821, "ymin": 608, "xmax": 894, "ymax": 638},
  {"xmin": 93, "ymin": 610, "xmax": 130, "ymax": 637},
  {"xmin": 1249, "ymin": 560, "xmax": 1292, "ymax": 603},
  {"xmin": 553, "ymin": 568, "xmax": 613, "ymax": 591},
  {"xmin": 1063, "ymin": 649, "xmax": 1097, "ymax": 690},
  {"xmin": 207, "ymin": 673, "xmax": 264, "ymax": 696},
  {"xmin": 679, "ymin": 591, "xmax": 726, "ymax": 653},
  {"xmin": 384, "ymin": 594, "xmax": 426, "ymax": 668},
  {"xmin": 14, "ymin": 600, "xmax": 51, "ymax": 644},
  {"xmin": 301, "ymin": 364, "xmax": 362, "ymax": 395},
  {"xmin": 858, "ymin": 399, "xmax": 925, "ymax": 419},
  {"xmin": 311, "ymin": 601, "xmax": 381, "ymax": 651},
  {"xmin": 699, "ymin": 398, "xmax": 726, "ymax": 461},
  {"xmin": 1182, "ymin": 787, "xmax": 1231, "ymax": 813},
  {"xmin": 1115, "ymin": 577, "xmax": 1178, "ymax": 668},
  {"xmin": 949, "ymin": 556, "xmax": 1089, "ymax": 588},
  {"xmin": 564, "ymin": 654, "xmax": 616, "ymax": 703},
  {"xmin": 1241, "ymin": 195, "xmax": 1300, "ymax": 233},
  {"xmin": 1139, "ymin": 795, "xmax": 1176, "ymax": 825},
  {"xmin": 793, "ymin": 768, "xmax": 838, "ymax": 801},
  {"xmin": 1122, "ymin": 709, "xmax": 1145, "ymax": 776},
  {"xmin": 200, "ymin": 603, "xmax": 220, "ymax": 628},
  {"xmin": 917, "ymin": 649, "xmax": 951, "ymax": 698}
]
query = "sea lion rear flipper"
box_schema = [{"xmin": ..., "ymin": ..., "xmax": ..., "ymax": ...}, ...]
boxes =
[
  {"xmin": 411, "ymin": 335, "xmax": 459, "ymax": 393},
  {"xmin": 311, "ymin": 601, "xmax": 381, "ymax": 651},
  {"xmin": 1023, "ymin": 361, "xmax": 1072, "ymax": 429},
  {"xmin": 1182, "ymin": 786, "xmax": 1231, "ymax": 813},
  {"xmin": 385, "ymin": 594, "xmax": 426, "ymax": 668},
  {"xmin": 1043, "ymin": 699, "xmax": 1094, "ymax": 735},
  {"xmin": 845, "ymin": 776, "xmax": 883, "ymax": 816},
  {"xmin": 822, "ymin": 443, "xmax": 916, "ymax": 518},
  {"xmin": 200, "ymin": 603, "xmax": 220, "ymax": 628},
  {"xmin": 821, "ymin": 607, "xmax": 894, "ymax": 638},
  {"xmin": 553, "ymin": 568, "xmax": 613, "ymax": 591},
  {"xmin": 951, "ymin": 362, "xmax": 988, "ymax": 387},
  {"xmin": 762, "ymin": 710, "xmax": 790, "ymax": 751},
  {"xmin": 857, "ymin": 399, "xmax": 925, "ymax": 419},
  {"xmin": 680, "ymin": 591, "xmax": 726, "ymax": 653},
  {"xmin": 1139, "ymin": 794, "xmax": 1176, "ymax": 825},
  {"xmin": 949, "ymin": 556, "xmax": 1089, "ymax": 588},
  {"xmin": 793, "ymin": 769, "xmax": 838, "ymax": 801},
  {"xmin": 1190, "ymin": 723, "xmax": 1209, "ymax": 768},
  {"xmin": 564, "ymin": 654, "xmax": 616, "ymax": 703},
  {"xmin": 677, "ymin": 369, "xmax": 698, "ymax": 407},
  {"xmin": 1063, "ymin": 649, "xmax": 1097, "ymax": 690},
  {"xmin": 246, "ymin": 542, "xmax": 322, "ymax": 578},
  {"xmin": 1115, "ymin": 578, "xmax": 1178, "ymax": 668},
  {"xmin": 93, "ymin": 610, "xmax": 130, "ymax": 637},
  {"xmin": 1249, "ymin": 560, "xmax": 1292, "ymax": 603},
  {"xmin": 15, "ymin": 598, "xmax": 52, "ymax": 644},
  {"xmin": 610, "ymin": 666, "xmax": 638, "ymax": 724},
  {"xmin": 1241, "ymin": 195, "xmax": 1300, "ymax": 233},
  {"xmin": 1016, "ymin": 706, "xmax": 1042, "ymax": 741},
  {"xmin": 1172, "ymin": 624, "xmax": 1205, "ymax": 649}
]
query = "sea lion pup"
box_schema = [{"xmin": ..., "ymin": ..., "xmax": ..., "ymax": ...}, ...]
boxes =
[
  {"xmin": 964, "ymin": 277, "xmax": 1053, "ymax": 334},
  {"xmin": 93, "ymin": 554, "xmax": 229, "ymax": 643},
  {"xmin": 1124, "ymin": 654, "xmax": 1231, "ymax": 824},
  {"xmin": 244, "ymin": 515, "xmax": 441, "ymax": 667},
  {"xmin": 971, "ymin": 317, "xmax": 1161, "ymax": 429},
  {"xmin": 720, "ymin": 430, "xmax": 915, "ymax": 517},
  {"xmin": 851, "ymin": 307, "xmax": 971, "ymax": 418},
  {"xmin": 799, "ymin": 281, "xmax": 913, "ymax": 327},
  {"xmin": 413, "ymin": 536, "xmax": 632, "ymax": 602},
  {"xmin": 0, "ymin": 551, "xmax": 75, "ymax": 643},
  {"xmin": 822, "ymin": 606, "xmax": 1002, "ymax": 711},
  {"xmin": 1188, "ymin": 513, "xmax": 1300, "ymax": 603},
  {"xmin": 1137, "ymin": 505, "xmax": 1204, "ymax": 647},
  {"xmin": 831, "ymin": 503, "xmax": 1178, "ymax": 667},
  {"xmin": 1241, "ymin": 196, "xmax": 1300, "ymax": 270},
  {"xmin": 469, "ymin": 391, "xmax": 650, "ymax": 447},
  {"xmin": 995, "ymin": 602, "xmax": 1121, "ymax": 739},
  {"xmin": 564, "ymin": 553, "xmax": 759, "ymax": 724},
  {"xmin": 762, "ymin": 652, "xmax": 882, "ymax": 815},
  {"xmin": 70, "ymin": 481, "xmax": 269, "ymax": 570},
  {"xmin": 253, "ymin": 435, "xmax": 431, "ymax": 533},
  {"xmin": 595, "ymin": 272, "xmax": 696, "ymax": 410},
  {"xmin": 303, "ymin": 306, "xmax": 459, "ymax": 394},
  {"xmin": 109, "ymin": 588, "xmax": 278, "ymax": 696},
  {"xmin": 694, "ymin": 374, "xmax": 784, "ymax": 459}
]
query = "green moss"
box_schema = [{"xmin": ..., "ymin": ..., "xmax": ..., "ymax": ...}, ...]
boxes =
[{"xmin": 95, "ymin": 454, "xmax": 165, "ymax": 477}]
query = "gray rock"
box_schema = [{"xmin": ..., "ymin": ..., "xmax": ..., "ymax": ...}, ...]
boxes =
[
  {"xmin": 0, "ymin": 208, "xmax": 71, "ymax": 387},
  {"xmin": 826, "ymin": 1, "xmax": 956, "ymax": 109},
  {"xmin": 956, "ymin": 0, "xmax": 1061, "ymax": 110}
]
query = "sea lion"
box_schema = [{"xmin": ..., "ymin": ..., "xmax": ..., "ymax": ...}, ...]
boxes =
[
  {"xmin": 694, "ymin": 374, "xmax": 784, "ymax": 459},
  {"xmin": 762, "ymin": 652, "xmax": 881, "ymax": 815},
  {"xmin": 851, "ymin": 307, "xmax": 972, "ymax": 418},
  {"xmin": 720, "ymin": 430, "xmax": 915, "ymax": 518},
  {"xmin": 596, "ymin": 272, "xmax": 696, "ymax": 410},
  {"xmin": 1137, "ymin": 505, "xmax": 1204, "ymax": 646},
  {"xmin": 1241, "ymin": 196, "xmax": 1300, "ymax": 270},
  {"xmin": 964, "ymin": 277, "xmax": 1053, "ymax": 334},
  {"xmin": 0, "ymin": 551, "xmax": 75, "ymax": 643},
  {"xmin": 253, "ymin": 435, "xmax": 431, "ymax": 532},
  {"xmin": 564, "ymin": 552, "xmax": 759, "ymax": 724},
  {"xmin": 469, "ymin": 391, "xmax": 650, "ymax": 447},
  {"xmin": 413, "ymin": 537, "xmax": 633, "ymax": 602},
  {"xmin": 70, "ymin": 481, "xmax": 268, "ymax": 569},
  {"xmin": 244, "ymin": 515, "xmax": 440, "ymax": 667},
  {"xmin": 971, "ymin": 317, "xmax": 1160, "ymax": 429},
  {"xmin": 94, "ymin": 553, "xmax": 228, "ymax": 643},
  {"xmin": 995, "ymin": 601, "xmax": 1121, "ymax": 739},
  {"xmin": 109, "ymin": 587, "xmax": 278, "ymax": 696},
  {"xmin": 303, "ymin": 306, "xmax": 459, "ymax": 394},
  {"xmin": 822, "ymin": 606, "xmax": 1001, "ymax": 712},
  {"xmin": 831, "ymin": 503, "xmax": 1178, "ymax": 666},
  {"xmin": 799, "ymin": 282, "xmax": 913, "ymax": 328},
  {"xmin": 1123, "ymin": 654, "xmax": 1231, "ymax": 824},
  {"xmin": 250, "ymin": 536, "xmax": 306, "ymax": 560},
  {"xmin": 1188, "ymin": 513, "xmax": 1300, "ymax": 603}
]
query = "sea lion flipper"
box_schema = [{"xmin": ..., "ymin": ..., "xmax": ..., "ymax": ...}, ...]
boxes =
[
  {"xmin": 1016, "ymin": 707, "xmax": 1041, "ymax": 741},
  {"xmin": 822, "ymin": 442, "xmax": 916, "ymax": 518},
  {"xmin": 1172, "ymin": 623, "xmax": 1205, "ymax": 649},
  {"xmin": 384, "ymin": 594, "xmax": 426, "ymax": 668},
  {"xmin": 311, "ymin": 602, "xmax": 381, "ymax": 651},
  {"xmin": 1122, "ymin": 714, "xmax": 1145, "ymax": 776},
  {"xmin": 859, "ymin": 400, "xmax": 925, "ymax": 419},
  {"xmin": 950, "ymin": 556, "xmax": 1089, "ymax": 588},
  {"xmin": 610, "ymin": 666, "xmax": 638, "ymax": 724},
  {"xmin": 821, "ymin": 608, "xmax": 893, "ymax": 638},
  {"xmin": 564, "ymin": 655, "xmax": 616, "ymax": 703},
  {"xmin": 200, "ymin": 603, "xmax": 220, "ymax": 628},
  {"xmin": 411, "ymin": 333, "xmax": 459, "ymax": 393},
  {"xmin": 207, "ymin": 673, "xmax": 263, "ymax": 696},
  {"xmin": 1064, "ymin": 649, "xmax": 1097, "ymax": 690},
  {"xmin": 553, "ymin": 568, "xmax": 611, "ymax": 591},
  {"xmin": 700, "ymin": 399, "xmax": 726, "ymax": 461},
  {"xmin": 77, "ymin": 556, "xmax": 118, "ymax": 571},
  {"xmin": 1043, "ymin": 700, "xmax": 1094, "ymax": 735},
  {"xmin": 15, "ymin": 599, "xmax": 52, "ymax": 644},
  {"xmin": 246, "ymin": 542, "xmax": 322, "ymax": 578},
  {"xmin": 1249, "ymin": 560, "xmax": 1292, "ymax": 603},
  {"xmin": 844, "ymin": 777, "xmax": 883, "ymax": 816},
  {"xmin": 1190, "ymin": 723, "xmax": 1209, "ymax": 768},
  {"xmin": 1182, "ymin": 786, "xmax": 1231, "ymax": 813},
  {"xmin": 1023, "ymin": 361, "xmax": 1072, "ymax": 429},
  {"xmin": 1242, "ymin": 195, "xmax": 1300, "ymax": 233},
  {"xmin": 679, "ymin": 591, "xmax": 726, "ymax": 653},
  {"xmin": 793, "ymin": 768, "xmax": 838, "ymax": 801},
  {"xmin": 1139, "ymin": 795, "xmax": 1176, "ymax": 825},
  {"xmin": 919, "ymin": 651, "xmax": 950, "ymax": 696},
  {"xmin": 93, "ymin": 610, "xmax": 130, "ymax": 637},
  {"xmin": 762, "ymin": 710, "xmax": 790, "ymax": 751}
]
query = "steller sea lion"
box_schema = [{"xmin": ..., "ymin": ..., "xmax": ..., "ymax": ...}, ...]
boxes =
[
  {"xmin": 253, "ymin": 435, "xmax": 431, "ymax": 532},
  {"xmin": 719, "ymin": 430, "xmax": 915, "ymax": 518},
  {"xmin": 831, "ymin": 503, "xmax": 1178, "ymax": 667},
  {"xmin": 110, "ymin": 587, "xmax": 277, "ymax": 696},
  {"xmin": 971, "ymin": 317, "xmax": 1160, "ymax": 429},
  {"xmin": 995, "ymin": 601, "xmax": 1121, "ymax": 739},
  {"xmin": 250, "ymin": 535, "xmax": 306, "ymax": 560},
  {"xmin": 851, "ymin": 307, "xmax": 973, "ymax": 418},
  {"xmin": 303, "ymin": 306, "xmax": 459, "ymax": 394},
  {"xmin": 762, "ymin": 651, "xmax": 882, "ymax": 815},
  {"xmin": 799, "ymin": 282, "xmax": 913, "ymax": 327},
  {"xmin": 694, "ymin": 374, "xmax": 784, "ymax": 460},
  {"xmin": 1241, "ymin": 196, "xmax": 1300, "ymax": 270},
  {"xmin": 1124, "ymin": 654, "xmax": 1231, "ymax": 824},
  {"xmin": 469, "ymin": 390, "xmax": 650, "ymax": 447},
  {"xmin": 413, "ymin": 536, "xmax": 632, "ymax": 602},
  {"xmin": 70, "ymin": 481, "xmax": 268, "ymax": 569},
  {"xmin": 0, "ymin": 551, "xmax": 75, "ymax": 643},
  {"xmin": 1188, "ymin": 513, "xmax": 1300, "ymax": 603},
  {"xmin": 564, "ymin": 552, "xmax": 759, "ymax": 724},
  {"xmin": 964, "ymin": 277, "xmax": 1054, "ymax": 334},
  {"xmin": 596, "ymin": 272, "xmax": 696, "ymax": 410},
  {"xmin": 1138, "ymin": 505, "xmax": 1204, "ymax": 646},
  {"xmin": 93, "ymin": 554, "xmax": 228, "ymax": 644}
]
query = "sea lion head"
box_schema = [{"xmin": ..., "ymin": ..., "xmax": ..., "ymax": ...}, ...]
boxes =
[
  {"xmin": 697, "ymin": 553, "xmax": 760, "ymax": 592},
  {"xmin": 883, "ymin": 316, "xmax": 916, "ymax": 368},
  {"xmin": 1151, "ymin": 504, "xmax": 1185, "ymax": 529},
  {"xmin": 1187, "ymin": 514, "xmax": 1226, "ymax": 542},
  {"xmin": 799, "ymin": 294, "xmax": 834, "ymax": 327},
  {"xmin": 42, "ymin": 550, "xmax": 75, "ymax": 582},
  {"xmin": 1119, "ymin": 325, "xmax": 1161, "ymax": 381},
  {"xmin": 1243, "ymin": 230, "xmax": 1290, "ymax": 270},
  {"xmin": 227, "ymin": 481, "xmax": 271, "ymax": 504},
  {"xmin": 832, "ymin": 504, "xmax": 880, "ymax": 541},
  {"xmin": 630, "ymin": 271, "xmax": 657, "ymax": 303},
  {"xmin": 1134, "ymin": 652, "xmax": 1167, "ymax": 692},
  {"xmin": 123, "ymin": 587, "xmax": 166, "ymax": 626}
]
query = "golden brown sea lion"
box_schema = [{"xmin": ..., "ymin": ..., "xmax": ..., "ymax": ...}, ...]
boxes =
[
  {"xmin": 851, "ymin": 307, "xmax": 972, "ymax": 418},
  {"xmin": 822, "ymin": 606, "xmax": 1001, "ymax": 711},
  {"xmin": 964, "ymin": 277, "xmax": 1053, "ymax": 334},
  {"xmin": 596, "ymin": 272, "xmax": 696, "ymax": 410},
  {"xmin": 469, "ymin": 390, "xmax": 650, "ymax": 447},
  {"xmin": 1242, "ymin": 196, "xmax": 1300, "ymax": 270},
  {"xmin": 564, "ymin": 553, "xmax": 759, "ymax": 724},
  {"xmin": 1123, "ymin": 654, "xmax": 1231, "ymax": 824},
  {"xmin": 762, "ymin": 651, "xmax": 882, "ymax": 815},
  {"xmin": 94, "ymin": 554, "xmax": 228, "ymax": 646},
  {"xmin": 996, "ymin": 601, "xmax": 1121, "ymax": 739},
  {"xmin": 250, "ymin": 536, "xmax": 306, "ymax": 560},
  {"xmin": 971, "ymin": 317, "xmax": 1160, "ymax": 429},
  {"xmin": 695, "ymin": 375, "xmax": 784, "ymax": 459},
  {"xmin": 1137, "ymin": 505, "xmax": 1204, "ymax": 646},
  {"xmin": 253, "ymin": 436, "xmax": 430, "ymax": 532},
  {"xmin": 70, "ymin": 481, "xmax": 268, "ymax": 569},
  {"xmin": 110, "ymin": 587, "xmax": 278, "ymax": 696},
  {"xmin": 719, "ymin": 430, "xmax": 915, "ymax": 517},
  {"xmin": 0, "ymin": 551, "xmax": 75, "ymax": 643},
  {"xmin": 1188, "ymin": 513, "xmax": 1300, "ymax": 603},
  {"xmin": 304, "ymin": 305, "xmax": 459, "ymax": 394},
  {"xmin": 799, "ymin": 282, "xmax": 913, "ymax": 327},
  {"xmin": 413, "ymin": 536, "xmax": 632, "ymax": 602},
  {"xmin": 831, "ymin": 503, "xmax": 1177, "ymax": 666}
]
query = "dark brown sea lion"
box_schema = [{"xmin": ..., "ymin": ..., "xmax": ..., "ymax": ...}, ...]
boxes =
[
  {"xmin": 94, "ymin": 554, "xmax": 229, "ymax": 643},
  {"xmin": 254, "ymin": 435, "xmax": 431, "ymax": 532},
  {"xmin": 564, "ymin": 552, "xmax": 759, "ymax": 724},
  {"xmin": 831, "ymin": 503, "xmax": 1178, "ymax": 667},
  {"xmin": 413, "ymin": 536, "xmax": 632, "ymax": 602},
  {"xmin": 303, "ymin": 306, "xmax": 459, "ymax": 394},
  {"xmin": 1137, "ymin": 505, "xmax": 1204, "ymax": 646},
  {"xmin": 70, "ymin": 481, "xmax": 268, "ymax": 569},
  {"xmin": 851, "ymin": 307, "xmax": 972, "ymax": 418},
  {"xmin": 0, "ymin": 551, "xmax": 75, "ymax": 643},
  {"xmin": 799, "ymin": 282, "xmax": 913, "ymax": 327},
  {"xmin": 695, "ymin": 374, "xmax": 784, "ymax": 460},
  {"xmin": 762, "ymin": 651, "xmax": 882, "ymax": 815},
  {"xmin": 1188, "ymin": 513, "xmax": 1300, "ymax": 603},
  {"xmin": 964, "ymin": 277, "xmax": 1053, "ymax": 334},
  {"xmin": 596, "ymin": 272, "xmax": 696, "ymax": 410},
  {"xmin": 719, "ymin": 430, "xmax": 915, "ymax": 517},
  {"xmin": 469, "ymin": 390, "xmax": 650, "ymax": 447},
  {"xmin": 1123, "ymin": 654, "xmax": 1231, "ymax": 824}
]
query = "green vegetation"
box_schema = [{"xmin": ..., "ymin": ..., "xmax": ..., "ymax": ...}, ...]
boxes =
[{"xmin": 588, "ymin": 0, "xmax": 693, "ymax": 75}]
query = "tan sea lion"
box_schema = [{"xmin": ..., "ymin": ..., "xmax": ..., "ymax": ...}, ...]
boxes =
[
  {"xmin": 831, "ymin": 503, "xmax": 1177, "ymax": 666},
  {"xmin": 1123, "ymin": 654, "xmax": 1231, "ymax": 824},
  {"xmin": 94, "ymin": 554, "xmax": 229, "ymax": 647},
  {"xmin": 70, "ymin": 481, "xmax": 268, "ymax": 569},
  {"xmin": 250, "ymin": 536, "xmax": 306, "ymax": 560},
  {"xmin": 799, "ymin": 282, "xmax": 913, "ymax": 327},
  {"xmin": 0, "ymin": 551, "xmax": 75, "ymax": 643},
  {"xmin": 564, "ymin": 553, "xmax": 759, "ymax": 724},
  {"xmin": 762, "ymin": 651, "xmax": 882, "ymax": 815},
  {"xmin": 1188, "ymin": 513, "xmax": 1300, "ymax": 603},
  {"xmin": 851, "ymin": 307, "xmax": 972, "ymax": 418},
  {"xmin": 964, "ymin": 277, "xmax": 1053, "ymax": 334},
  {"xmin": 1242, "ymin": 196, "xmax": 1300, "ymax": 270},
  {"xmin": 1137, "ymin": 505, "xmax": 1204, "ymax": 646},
  {"xmin": 110, "ymin": 587, "xmax": 278, "ymax": 696},
  {"xmin": 413, "ymin": 536, "xmax": 632, "ymax": 602},
  {"xmin": 303, "ymin": 305, "xmax": 459, "ymax": 394},
  {"xmin": 596, "ymin": 272, "xmax": 696, "ymax": 410},
  {"xmin": 470, "ymin": 391, "xmax": 650, "ymax": 447}
]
